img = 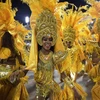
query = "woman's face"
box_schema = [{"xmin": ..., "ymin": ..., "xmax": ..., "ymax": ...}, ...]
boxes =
[
  {"xmin": 42, "ymin": 36, "xmax": 53, "ymax": 50},
  {"xmin": 64, "ymin": 41, "xmax": 73, "ymax": 48}
]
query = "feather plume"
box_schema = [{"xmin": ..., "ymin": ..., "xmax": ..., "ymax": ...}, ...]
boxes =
[
  {"xmin": 86, "ymin": 0, "xmax": 100, "ymax": 18},
  {"xmin": 22, "ymin": 0, "xmax": 68, "ymax": 30},
  {"xmin": 60, "ymin": 5, "xmax": 91, "ymax": 39}
]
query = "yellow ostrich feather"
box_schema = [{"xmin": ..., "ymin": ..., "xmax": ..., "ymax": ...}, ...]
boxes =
[
  {"xmin": 40, "ymin": 0, "xmax": 56, "ymax": 13},
  {"xmin": 93, "ymin": 18, "xmax": 100, "ymax": 34},
  {"xmin": 86, "ymin": 0, "xmax": 100, "ymax": 35},
  {"xmin": 61, "ymin": 5, "xmax": 90, "ymax": 40},
  {"xmin": 86, "ymin": 0, "xmax": 100, "ymax": 18},
  {"xmin": 0, "ymin": 0, "xmax": 29, "ymax": 59},
  {"xmin": 0, "ymin": 1, "xmax": 16, "ymax": 32},
  {"xmin": 78, "ymin": 26, "xmax": 91, "ymax": 45},
  {"xmin": 22, "ymin": 0, "xmax": 56, "ymax": 23},
  {"xmin": 22, "ymin": 0, "xmax": 67, "ymax": 29},
  {"xmin": 22, "ymin": 0, "xmax": 43, "ymax": 28},
  {"xmin": 54, "ymin": 2, "xmax": 68, "ymax": 29},
  {"xmin": 86, "ymin": 0, "xmax": 95, "ymax": 5},
  {"xmin": 0, "ymin": 0, "xmax": 28, "ymax": 36}
]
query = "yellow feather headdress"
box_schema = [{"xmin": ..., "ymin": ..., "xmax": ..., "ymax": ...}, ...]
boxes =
[
  {"xmin": 60, "ymin": 4, "xmax": 91, "ymax": 44},
  {"xmin": 0, "ymin": 0, "xmax": 29, "ymax": 52},
  {"xmin": 0, "ymin": 0, "xmax": 15, "ymax": 35},
  {"xmin": 86, "ymin": 0, "xmax": 100, "ymax": 18},
  {"xmin": 78, "ymin": 26, "xmax": 92, "ymax": 45}
]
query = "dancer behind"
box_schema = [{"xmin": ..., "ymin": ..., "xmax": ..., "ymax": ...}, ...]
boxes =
[
  {"xmin": 85, "ymin": 24, "xmax": 100, "ymax": 99},
  {"xmin": 83, "ymin": 0, "xmax": 100, "ymax": 99},
  {"xmin": 0, "ymin": 0, "xmax": 29, "ymax": 100},
  {"xmin": 56, "ymin": 4, "xmax": 92, "ymax": 100},
  {"xmin": 88, "ymin": 38, "xmax": 100, "ymax": 100}
]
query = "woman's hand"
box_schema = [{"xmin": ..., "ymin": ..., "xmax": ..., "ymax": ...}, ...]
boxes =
[
  {"xmin": 72, "ymin": 87, "xmax": 82, "ymax": 100},
  {"xmin": 59, "ymin": 82, "xmax": 64, "ymax": 89},
  {"xmin": 9, "ymin": 70, "xmax": 20, "ymax": 83}
]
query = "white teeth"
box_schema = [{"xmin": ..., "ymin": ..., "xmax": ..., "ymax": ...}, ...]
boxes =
[{"xmin": 46, "ymin": 44, "xmax": 50, "ymax": 46}]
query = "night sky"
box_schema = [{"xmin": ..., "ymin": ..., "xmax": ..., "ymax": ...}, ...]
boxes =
[{"xmin": 2, "ymin": 0, "xmax": 87, "ymax": 24}]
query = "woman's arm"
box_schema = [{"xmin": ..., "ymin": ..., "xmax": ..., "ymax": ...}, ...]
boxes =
[{"xmin": 61, "ymin": 72, "xmax": 82, "ymax": 100}]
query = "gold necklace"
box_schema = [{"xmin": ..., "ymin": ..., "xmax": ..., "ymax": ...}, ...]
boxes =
[{"xmin": 39, "ymin": 50, "xmax": 53, "ymax": 63}]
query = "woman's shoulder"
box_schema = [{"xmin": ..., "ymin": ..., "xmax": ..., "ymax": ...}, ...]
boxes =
[{"xmin": 53, "ymin": 50, "xmax": 67, "ymax": 64}]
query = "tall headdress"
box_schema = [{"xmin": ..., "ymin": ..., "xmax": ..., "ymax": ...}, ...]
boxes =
[
  {"xmin": 35, "ymin": 9, "xmax": 57, "ymax": 46},
  {"xmin": 60, "ymin": 4, "xmax": 91, "ymax": 44},
  {"xmin": 0, "ymin": 0, "xmax": 28, "ymax": 52}
]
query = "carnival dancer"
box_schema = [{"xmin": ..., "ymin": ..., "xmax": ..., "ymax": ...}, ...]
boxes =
[{"xmin": 0, "ymin": 0, "xmax": 29, "ymax": 100}]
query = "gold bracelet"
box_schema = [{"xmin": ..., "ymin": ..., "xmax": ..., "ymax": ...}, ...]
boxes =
[
  {"xmin": 70, "ymin": 83, "xmax": 74, "ymax": 88},
  {"xmin": 64, "ymin": 77, "xmax": 74, "ymax": 88},
  {"xmin": 19, "ymin": 70, "xmax": 25, "ymax": 77}
]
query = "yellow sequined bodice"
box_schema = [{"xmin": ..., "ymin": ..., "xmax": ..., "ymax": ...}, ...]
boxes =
[
  {"xmin": 35, "ymin": 50, "xmax": 54, "ymax": 85},
  {"xmin": 34, "ymin": 50, "xmax": 67, "ymax": 97}
]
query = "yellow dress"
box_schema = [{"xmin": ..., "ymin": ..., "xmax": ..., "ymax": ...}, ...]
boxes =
[
  {"xmin": 34, "ymin": 50, "xmax": 67, "ymax": 100},
  {"xmin": 88, "ymin": 65, "xmax": 100, "ymax": 100},
  {"xmin": 0, "ymin": 48, "xmax": 29, "ymax": 100}
]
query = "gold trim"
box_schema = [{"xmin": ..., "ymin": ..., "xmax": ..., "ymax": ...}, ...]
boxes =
[{"xmin": 36, "ymin": 9, "xmax": 57, "ymax": 46}]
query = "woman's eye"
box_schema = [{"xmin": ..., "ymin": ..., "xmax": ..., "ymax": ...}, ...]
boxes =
[
  {"xmin": 43, "ymin": 38, "xmax": 47, "ymax": 41},
  {"xmin": 42, "ymin": 37, "xmax": 53, "ymax": 41},
  {"xmin": 49, "ymin": 38, "xmax": 53, "ymax": 41}
]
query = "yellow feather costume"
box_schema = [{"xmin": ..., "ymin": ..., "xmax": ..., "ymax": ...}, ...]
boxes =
[
  {"xmin": 88, "ymin": 64, "xmax": 100, "ymax": 100},
  {"xmin": 59, "ymin": 4, "xmax": 91, "ymax": 75},
  {"xmin": 83, "ymin": 0, "xmax": 100, "ymax": 73},
  {"xmin": 56, "ymin": 4, "xmax": 91, "ymax": 100},
  {"xmin": 0, "ymin": 0, "xmax": 29, "ymax": 100}
]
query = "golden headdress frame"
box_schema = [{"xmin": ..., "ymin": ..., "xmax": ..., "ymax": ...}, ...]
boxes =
[
  {"xmin": 62, "ymin": 26, "xmax": 76, "ymax": 43},
  {"xmin": 35, "ymin": 9, "xmax": 57, "ymax": 46}
]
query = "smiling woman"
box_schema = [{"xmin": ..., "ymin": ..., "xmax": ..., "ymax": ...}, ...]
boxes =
[
  {"xmin": 42, "ymin": 36, "xmax": 53, "ymax": 51},
  {"xmin": 21, "ymin": 0, "xmax": 69, "ymax": 99}
]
